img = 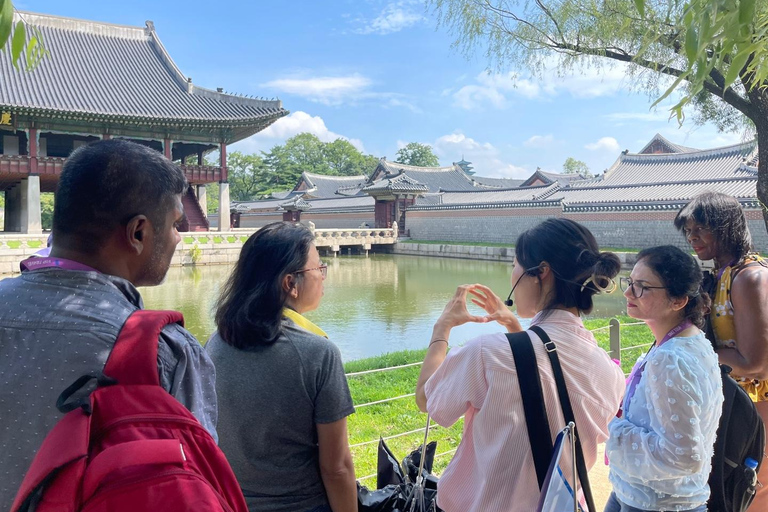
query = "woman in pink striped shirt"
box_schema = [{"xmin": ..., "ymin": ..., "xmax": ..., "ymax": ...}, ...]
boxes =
[{"xmin": 416, "ymin": 218, "xmax": 626, "ymax": 512}]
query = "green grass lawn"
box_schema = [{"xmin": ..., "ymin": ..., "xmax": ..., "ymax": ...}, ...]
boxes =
[{"xmin": 345, "ymin": 316, "xmax": 652, "ymax": 484}]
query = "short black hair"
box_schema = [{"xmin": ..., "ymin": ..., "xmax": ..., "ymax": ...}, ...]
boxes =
[
  {"xmin": 53, "ymin": 139, "xmax": 187, "ymax": 253},
  {"xmin": 515, "ymin": 218, "xmax": 621, "ymax": 314},
  {"xmin": 215, "ymin": 222, "xmax": 315, "ymax": 349},
  {"xmin": 674, "ymin": 191, "xmax": 752, "ymax": 261},
  {"xmin": 636, "ymin": 245, "xmax": 711, "ymax": 329}
]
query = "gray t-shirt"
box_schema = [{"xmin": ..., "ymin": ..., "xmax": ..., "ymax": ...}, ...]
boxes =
[
  {"xmin": 0, "ymin": 268, "xmax": 218, "ymax": 508},
  {"xmin": 207, "ymin": 317, "xmax": 355, "ymax": 512}
]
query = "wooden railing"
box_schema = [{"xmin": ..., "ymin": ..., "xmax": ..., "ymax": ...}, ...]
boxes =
[{"xmin": 180, "ymin": 164, "xmax": 221, "ymax": 184}]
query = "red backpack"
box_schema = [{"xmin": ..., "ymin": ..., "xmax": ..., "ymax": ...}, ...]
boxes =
[{"xmin": 11, "ymin": 310, "xmax": 248, "ymax": 512}]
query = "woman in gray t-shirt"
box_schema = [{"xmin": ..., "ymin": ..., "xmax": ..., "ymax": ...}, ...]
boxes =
[{"xmin": 207, "ymin": 222, "xmax": 356, "ymax": 512}]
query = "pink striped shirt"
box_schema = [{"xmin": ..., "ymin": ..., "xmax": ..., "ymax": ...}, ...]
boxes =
[{"xmin": 424, "ymin": 310, "xmax": 625, "ymax": 512}]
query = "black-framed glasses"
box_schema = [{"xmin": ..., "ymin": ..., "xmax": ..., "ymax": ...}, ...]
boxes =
[
  {"xmin": 619, "ymin": 277, "xmax": 665, "ymax": 298},
  {"xmin": 295, "ymin": 263, "xmax": 328, "ymax": 278}
]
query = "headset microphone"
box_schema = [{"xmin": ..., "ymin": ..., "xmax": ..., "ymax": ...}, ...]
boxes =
[{"xmin": 504, "ymin": 290, "xmax": 514, "ymax": 307}]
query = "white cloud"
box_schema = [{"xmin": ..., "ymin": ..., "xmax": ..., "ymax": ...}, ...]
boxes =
[
  {"xmin": 354, "ymin": 2, "xmax": 424, "ymax": 35},
  {"xmin": 523, "ymin": 134, "xmax": 554, "ymax": 148},
  {"xmin": 262, "ymin": 72, "xmax": 420, "ymax": 111},
  {"xmin": 262, "ymin": 74, "xmax": 371, "ymax": 106},
  {"xmin": 585, "ymin": 136, "xmax": 621, "ymax": 152},
  {"xmin": 231, "ymin": 111, "xmax": 366, "ymax": 153},
  {"xmin": 452, "ymin": 63, "xmax": 632, "ymax": 110},
  {"xmin": 432, "ymin": 131, "xmax": 530, "ymax": 179},
  {"xmin": 604, "ymin": 111, "xmax": 669, "ymax": 122}
]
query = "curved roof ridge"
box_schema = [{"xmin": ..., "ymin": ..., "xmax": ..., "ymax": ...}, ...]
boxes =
[
  {"xmin": 16, "ymin": 11, "xmax": 149, "ymax": 39},
  {"xmin": 381, "ymin": 159, "xmax": 459, "ymax": 172},
  {"xmin": 623, "ymin": 139, "xmax": 756, "ymax": 161},
  {"xmin": 302, "ymin": 171, "xmax": 368, "ymax": 180},
  {"xmin": 638, "ymin": 133, "xmax": 699, "ymax": 154}
]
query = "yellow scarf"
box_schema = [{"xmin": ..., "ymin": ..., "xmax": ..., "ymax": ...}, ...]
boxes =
[{"xmin": 282, "ymin": 308, "xmax": 328, "ymax": 338}]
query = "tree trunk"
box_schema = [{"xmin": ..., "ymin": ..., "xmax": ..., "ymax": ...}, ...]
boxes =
[{"xmin": 748, "ymin": 88, "xmax": 768, "ymax": 238}]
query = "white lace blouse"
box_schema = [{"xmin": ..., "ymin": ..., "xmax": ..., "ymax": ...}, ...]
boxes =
[{"xmin": 606, "ymin": 331, "xmax": 723, "ymax": 510}]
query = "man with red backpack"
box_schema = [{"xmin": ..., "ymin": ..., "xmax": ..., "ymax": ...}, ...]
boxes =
[{"xmin": 0, "ymin": 140, "xmax": 219, "ymax": 508}]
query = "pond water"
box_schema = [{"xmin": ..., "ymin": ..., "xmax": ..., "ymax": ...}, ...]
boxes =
[{"xmin": 140, "ymin": 254, "xmax": 629, "ymax": 361}]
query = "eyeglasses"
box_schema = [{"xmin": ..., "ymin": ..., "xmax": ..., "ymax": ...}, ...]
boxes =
[
  {"xmin": 619, "ymin": 277, "xmax": 665, "ymax": 298},
  {"xmin": 295, "ymin": 263, "xmax": 328, "ymax": 278},
  {"xmin": 682, "ymin": 225, "xmax": 713, "ymax": 239}
]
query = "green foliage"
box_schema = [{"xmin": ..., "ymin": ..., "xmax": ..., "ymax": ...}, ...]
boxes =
[
  {"xmin": 40, "ymin": 192, "xmax": 53, "ymax": 230},
  {"xmin": 205, "ymin": 182, "xmax": 219, "ymax": 215},
  {"xmin": 0, "ymin": 3, "xmax": 48, "ymax": 70},
  {"xmin": 227, "ymin": 133, "xmax": 379, "ymax": 202},
  {"xmin": 187, "ymin": 242, "xmax": 202, "ymax": 265},
  {"xmin": 562, "ymin": 157, "xmax": 592, "ymax": 177},
  {"xmin": 395, "ymin": 142, "xmax": 440, "ymax": 167}
]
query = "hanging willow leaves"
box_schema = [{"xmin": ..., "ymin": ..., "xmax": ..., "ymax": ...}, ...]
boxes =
[{"xmin": 0, "ymin": 2, "xmax": 48, "ymax": 70}]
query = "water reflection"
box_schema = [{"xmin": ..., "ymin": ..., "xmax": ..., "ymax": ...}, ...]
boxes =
[{"xmin": 139, "ymin": 254, "xmax": 628, "ymax": 361}]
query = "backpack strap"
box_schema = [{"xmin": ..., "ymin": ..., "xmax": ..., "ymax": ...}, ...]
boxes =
[
  {"xmin": 103, "ymin": 310, "xmax": 184, "ymax": 385},
  {"xmin": 529, "ymin": 325, "xmax": 596, "ymax": 512},
  {"xmin": 506, "ymin": 331, "xmax": 553, "ymax": 489}
]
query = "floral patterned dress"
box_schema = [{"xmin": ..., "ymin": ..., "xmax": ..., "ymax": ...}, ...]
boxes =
[{"xmin": 710, "ymin": 254, "xmax": 768, "ymax": 402}]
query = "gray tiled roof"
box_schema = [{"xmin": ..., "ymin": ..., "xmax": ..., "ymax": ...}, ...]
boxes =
[
  {"xmin": 471, "ymin": 176, "xmax": 525, "ymax": 188},
  {"xmin": 234, "ymin": 197, "xmax": 290, "ymax": 211},
  {"xmin": 296, "ymin": 172, "xmax": 368, "ymax": 198},
  {"xmin": 362, "ymin": 172, "xmax": 430, "ymax": 193},
  {"xmin": 435, "ymin": 183, "xmax": 559, "ymax": 205},
  {"xmin": 0, "ymin": 12, "xmax": 287, "ymax": 140},
  {"xmin": 638, "ymin": 133, "xmax": 698, "ymax": 154},
  {"xmin": 372, "ymin": 160, "xmax": 476, "ymax": 192},
  {"xmin": 554, "ymin": 178, "xmax": 757, "ymax": 206},
  {"xmin": 602, "ymin": 140, "xmax": 758, "ymax": 186},
  {"xmin": 279, "ymin": 196, "xmax": 311, "ymax": 211},
  {"xmin": 305, "ymin": 196, "xmax": 375, "ymax": 212}
]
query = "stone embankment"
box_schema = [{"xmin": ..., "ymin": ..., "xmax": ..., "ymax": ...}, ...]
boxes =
[{"xmin": 391, "ymin": 242, "xmax": 640, "ymax": 269}]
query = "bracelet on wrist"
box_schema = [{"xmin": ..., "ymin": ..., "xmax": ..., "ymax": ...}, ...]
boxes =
[{"xmin": 429, "ymin": 338, "xmax": 448, "ymax": 348}]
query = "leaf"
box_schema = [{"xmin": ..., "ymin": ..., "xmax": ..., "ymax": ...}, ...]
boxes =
[
  {"xmin": 0, "ymin": 0, "xmax": 13, "ymax": 48},
  {"xmin": 740, "ymin": 0, "xmax": 756, "ymax": 26},
  {"xmin": 10, "ymin": 20, "xmax": 25, "ymax": 69},
  {"xmin": 685, "ymin": 25, "xmax": 698, "ymax": 64},
  {"xmin": 723, "ymin": 48, "xmax": 751, "ymax": 90},
  {"xmin": 633, "ymin": 0, "xmax": 645, "ymax": 17}
]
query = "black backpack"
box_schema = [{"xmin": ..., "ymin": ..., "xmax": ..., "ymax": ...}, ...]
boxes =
[{"xmin": 707, "ymin": 365, "xmax": 765, "ymax": 512}]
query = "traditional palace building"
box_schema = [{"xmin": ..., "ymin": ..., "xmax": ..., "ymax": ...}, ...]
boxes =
[
  {"xmin": 0, "ymin": 12, "xmax": 287, "ymax": 233},
  {"xmin": 230, "ymin": 134, "xmax": 764, "ymax": 251}
]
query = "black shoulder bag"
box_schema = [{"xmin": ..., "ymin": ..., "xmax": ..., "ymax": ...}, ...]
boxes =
[{"xmin": 506, "ymin": 325, "xmax": 596, "ymax": 512}]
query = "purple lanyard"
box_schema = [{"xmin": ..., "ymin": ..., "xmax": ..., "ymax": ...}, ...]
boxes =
[
  {"xmin": 620, "ymin": 319, "xmax": 693, "ymax": 416},
  {"xmin": 20, "ymin": 257, "xmax": 98, "ymax": 273}
]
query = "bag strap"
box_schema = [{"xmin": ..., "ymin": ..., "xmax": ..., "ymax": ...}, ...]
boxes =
[
  {"xmin": 103, "ymin": 310, "xmax": 184, "ymax": 385},
  {"xmin": 506, "ymin": 331, "xmax": 553, "ymax": 489},
  {"xmin": 529, "ymin": 325, "xmax": 596, "ymax": 512}
]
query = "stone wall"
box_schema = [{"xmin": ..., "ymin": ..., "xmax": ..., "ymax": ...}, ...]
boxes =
[{"xmin": 406, "ymin": 207, "xmax": 768, "ymax": 252}]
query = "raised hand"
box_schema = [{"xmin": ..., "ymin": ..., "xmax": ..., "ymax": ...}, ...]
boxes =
[
  {"xmin": 436, "ymin": 284, "xmax": 490, "ymax": 329},
  {"xmin": 468, "ymin": 284, "xmax": 523, "ymax": 333}
]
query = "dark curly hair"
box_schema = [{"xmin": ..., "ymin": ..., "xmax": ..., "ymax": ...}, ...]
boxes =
[
  {"xmin": 674, "ymin": 191, "xmax": 752, "ymax": 261},
  {"xmin": 636, "ymin": 245, "xmax": 711, "ymax": 328}
]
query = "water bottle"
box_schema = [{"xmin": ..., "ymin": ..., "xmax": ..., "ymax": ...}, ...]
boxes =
[{"xmin": 745, "ymin": 457, "xmax": 759, "ymax": 490}]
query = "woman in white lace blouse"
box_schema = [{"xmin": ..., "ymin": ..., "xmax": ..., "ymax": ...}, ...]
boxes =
[{"xmin": 605, "ymin": 245, "xmax": 723, "ymax": 512}]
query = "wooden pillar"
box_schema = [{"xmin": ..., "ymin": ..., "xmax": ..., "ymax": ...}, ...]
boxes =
[
  {"xmin": 164, "ymin": 138, "xmax": 172, "ymax": 160},
  {"xmin": 28, "ymin": 128, "xmax": 38, "ymax": 174},
  {"xmin": 197, "ymin": 151, "xmax": 203, "ymax": 165}
]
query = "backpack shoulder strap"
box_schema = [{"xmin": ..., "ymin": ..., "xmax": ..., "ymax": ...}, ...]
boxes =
[
  {"xmin": 506, "ymin": 330, "xmax": 552, "ymax": 489},
  {"xmin": 103, "ymin": 310, "xmax": 184, "ymax": 385},
  {"xmin": 529, "ymin": 325, "xmax": 596, "ymax": 512}
]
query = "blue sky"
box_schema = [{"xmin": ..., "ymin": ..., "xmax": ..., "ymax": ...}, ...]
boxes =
[{"xmin": 20, "ymin": 0, "xmax": 754, "ymax": 178}]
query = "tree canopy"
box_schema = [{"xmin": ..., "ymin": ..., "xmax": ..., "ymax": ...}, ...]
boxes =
[
  {"xmin": 430, "ymin": 0, "xmax": 768, "ymax": 229},
  {"xmin": 220, "ymin": 133, "xmax": 380, "ymax": 202},
  {"xmin": 562, "ymin": 157, "xmax": 591, "ymax": 177},
  {"xmin": 395, "ymin": 142, "xmax": 441, "ymax": 167}
]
